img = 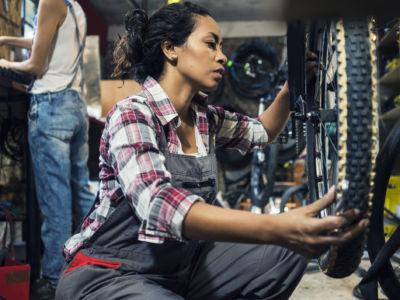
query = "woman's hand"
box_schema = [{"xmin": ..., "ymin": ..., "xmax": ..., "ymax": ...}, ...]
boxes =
[
  {"xmin": 0, "ymin": 59, "xmax": 10, "ymax": 68},
  {"xmin": 274, "ymin": 186, "xmax": 369, "ymax": 258},
  {"xmin": 306, "ymin": 50, "xmax": 323, "ymax": 82}
]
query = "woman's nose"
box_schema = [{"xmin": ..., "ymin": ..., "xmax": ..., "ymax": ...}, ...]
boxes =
[{"xmin": 217, "ymin": 49, "xmax": 227, "ymax": 65}]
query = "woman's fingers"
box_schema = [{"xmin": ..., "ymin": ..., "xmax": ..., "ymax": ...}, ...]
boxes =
[
  {"xmin": 284, "ymin": 183, "xmax": 370, "ymax": 258},
  {"xmin": 305, "ymin": 50, "xmax": 324, "ymax": 82},
  {"xmin": 316, "ymin": 208, "xmax": 361, "ymax": 232},
  {"xmin": 306, "ymin": 50, "xmax": 318, "ymax": 59},
  {"xmin": 306, "ymin": 185, "xmax": 336, "ymax": 214},
  {"xmin": 316, "ymin": 218, "xmax": 369, "ymax": 246},
  {"xmin": 306, "ymin": 61, "xmax": 319, "ymax": 71},
  {"xmin": 0, "ymin": 59, "xmax": 10, "ymax": 68}
]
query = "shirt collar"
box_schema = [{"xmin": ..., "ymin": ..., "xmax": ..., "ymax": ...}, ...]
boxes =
[{"xmin": 141, "ymin": 76, "xmax": 208, "ymax": 127}]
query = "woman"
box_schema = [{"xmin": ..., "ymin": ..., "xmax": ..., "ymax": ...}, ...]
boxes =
[
  {"xmin": 56, "ymin": 2, "xmax": 368, "ymax": 299},
  {"xmin": 0, "ymin": 0, "xmax": 95, "ymax": 296}
]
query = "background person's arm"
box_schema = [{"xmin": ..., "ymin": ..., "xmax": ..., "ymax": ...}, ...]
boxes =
[
  {"xmin": 0, "ymin": 37, "xmax": 33, "ymax": 50},
  {"xmin": 0, "ymin": 0, "xmax": 66, "ymax": 76}
]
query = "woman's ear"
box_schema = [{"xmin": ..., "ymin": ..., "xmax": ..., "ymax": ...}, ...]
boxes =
[{"xmin": 161, "ymin": 41, "xmax": 178, "ymax": 62}]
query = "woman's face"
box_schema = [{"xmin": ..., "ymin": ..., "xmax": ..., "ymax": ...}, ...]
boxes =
[{"xmin": 174, "ymin": 15, "xmax": 227, "ymax": 92}]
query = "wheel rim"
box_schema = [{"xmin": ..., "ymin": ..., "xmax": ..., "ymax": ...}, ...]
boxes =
[{"xmin": 307, "ymin": 21, "xmax": 339, "ymax": 209}]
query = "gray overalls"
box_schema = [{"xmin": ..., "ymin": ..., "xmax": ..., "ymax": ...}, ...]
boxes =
[{"xmin": 56, "ymin": 119, "xmax": 307, "ymax": 300}]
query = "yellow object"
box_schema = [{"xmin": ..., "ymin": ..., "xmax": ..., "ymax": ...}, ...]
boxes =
[
  {"xmin": 168, "ymin": 0, "xmax": 181, "ymax": 4},
  {"xmin": 385, "ymin": 58, "xmax": 400, "ymax": 72},
  {"xmin": 384, "ymin": 225, "xmax": 398, "ymax": 239},
  {"xmin": 384, "ymin": 176, "xmax": 400, "ymax": 238},
  {"xmin": 385, "ymin": 176, "xmax": 400, "ymax": 214},
  {"xmin": 394, "ymin": 94, "xmax": 400, "ymax": 106}
]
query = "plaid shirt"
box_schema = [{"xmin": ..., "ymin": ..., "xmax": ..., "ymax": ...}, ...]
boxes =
[{"xmin": 63, "ymin": 76, "xmax": 268, "ymax": 259}]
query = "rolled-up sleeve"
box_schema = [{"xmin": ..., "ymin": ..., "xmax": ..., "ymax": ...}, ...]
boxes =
[
  {"xmin": 105, "ymin": 101, "xmax": 203, "ymax": 243},
  {"xmin": 209, "ymin": 105, "xmax": 268, "ymax": 154}
]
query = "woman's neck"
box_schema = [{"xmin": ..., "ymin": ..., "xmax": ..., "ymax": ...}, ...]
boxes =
[
  {"xmin": 159, "ymin": 73, "xmax": 199, "ymax": 154},
  {"xmin": 159, "ymin": 73, "xmax": 197, "ymax": 122}
]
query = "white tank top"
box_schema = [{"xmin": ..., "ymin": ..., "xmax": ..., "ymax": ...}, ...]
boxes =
[
  {"xmin": 31, "ymin": 0, "xmax": 86, "ymax": 94},
  {"xmin": 177, "ymin": 125, "xmax": 207, "ymax": 157}
]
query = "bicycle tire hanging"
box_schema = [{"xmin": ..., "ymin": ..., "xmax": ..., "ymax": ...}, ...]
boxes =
[{"xmin": 228, "ymin": 40, "xmax": 278, "ymax": 99}]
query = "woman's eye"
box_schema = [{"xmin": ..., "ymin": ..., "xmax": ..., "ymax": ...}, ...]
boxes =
[{"xmin": 206, "ymin": 42, "xmax": 216, "ymax": 49}]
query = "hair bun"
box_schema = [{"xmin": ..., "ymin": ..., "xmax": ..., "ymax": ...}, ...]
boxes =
[{"xmin": 125, "ymin": 9, "xmax": 148, "ymax": 37}]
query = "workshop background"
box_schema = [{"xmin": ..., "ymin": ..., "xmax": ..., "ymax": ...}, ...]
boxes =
[{"xmin": 0, "ymin": 0, "xmax": 399, "ymax": 299}]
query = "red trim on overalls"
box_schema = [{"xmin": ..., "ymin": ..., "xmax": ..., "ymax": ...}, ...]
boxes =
[{"xmin": 64, "ymin": 251, "xmax": 122, "ymax": 274}]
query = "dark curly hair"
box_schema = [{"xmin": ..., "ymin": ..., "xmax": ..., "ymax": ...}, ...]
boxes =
[{"xmin": 112, "ymin": 2, "xmax": 211, "ymax": 83}]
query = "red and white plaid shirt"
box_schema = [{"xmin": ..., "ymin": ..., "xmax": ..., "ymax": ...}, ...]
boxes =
[{"xmin": 63, "ymin": 76, "xmax": 268, "ymax": 259}]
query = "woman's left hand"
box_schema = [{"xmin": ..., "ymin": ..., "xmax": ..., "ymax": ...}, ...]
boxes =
[{"xmin": 306, "ymin": 50, "xmax": 322, "ymax": 82}]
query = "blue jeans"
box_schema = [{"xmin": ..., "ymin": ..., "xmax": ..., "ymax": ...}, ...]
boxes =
[{"xmin": 28, "ymin": 89, "xmax": 95, "ymax": 285}]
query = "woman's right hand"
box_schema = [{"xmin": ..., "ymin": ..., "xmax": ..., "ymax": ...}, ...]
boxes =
[{"xmin": 273, "ymin": 186, "xmax": 369, "ymax": 258}]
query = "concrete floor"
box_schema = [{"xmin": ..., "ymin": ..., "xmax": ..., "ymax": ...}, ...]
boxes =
[{"xmin": 291, "ymin": 256, "xmax": 389, "ymax": 300}]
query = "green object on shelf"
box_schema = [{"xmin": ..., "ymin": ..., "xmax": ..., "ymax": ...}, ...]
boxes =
[
  {"xmin": 385, "ymin": 58, "xmax": 400, "ymax": 72},
  {"xmin": 227, "ymin": 60, "xmax": 232, "ymax": 67}
]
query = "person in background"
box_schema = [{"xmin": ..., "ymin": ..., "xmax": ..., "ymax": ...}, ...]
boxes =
[
  {"xmin": 56, "ymin": 2, "xmax": 368, "ymax": 299},
  {"xmin": 0, "ymin": 0, "xmax": 95, "ymax": 298}
]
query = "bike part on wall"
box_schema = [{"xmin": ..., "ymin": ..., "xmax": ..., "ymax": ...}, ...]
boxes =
[
  {"xmin": 228, "ymin": 40, "xmax": 278, "ymax": 99},
  {"xmin": 288, "ymin": 19, "xmax": 379, "ymax": 278}
]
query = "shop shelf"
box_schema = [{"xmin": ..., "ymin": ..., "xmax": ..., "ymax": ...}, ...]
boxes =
[
  {"xmin": 380, "ymin": 106, "xmax": 400, "ymax": 123},
  {"xmin": 379, "ymin": 65, "xmax": 400, "ymax": 92},
  {"xmin": 378, "ymin": 21, "xmax": 400, "ymax": 54}
]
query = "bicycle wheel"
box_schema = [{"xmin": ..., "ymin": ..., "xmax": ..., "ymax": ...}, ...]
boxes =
[
  {"xmin": 228, "ymin": 40, "xmax": 278, "ymax": 99},
  {"xmin": 368, "ymin": 120, "xmax": 400, "ymax": 299},
  {"xmin": 279, "ymin": 184, "xmax": 308, "ymax": 213},
  {"xmin": 305, "ymin": 19, "xmax": 379, "ymax": 278},
  {"xmin": 224, "ymin": 189, "xmax": 252, "ymax": 210}
]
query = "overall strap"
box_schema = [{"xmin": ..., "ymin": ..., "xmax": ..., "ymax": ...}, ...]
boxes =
[
  {"xmin": 26, "ymin": 16, "xmax": 38, "ymax": 91},
  {"xmin": 206, "ymin": 108, "xmax": 216, "ymax": 154},
  {"xmin": 63, "ymin": 0, "xmax": 87, "ymax": 91}
]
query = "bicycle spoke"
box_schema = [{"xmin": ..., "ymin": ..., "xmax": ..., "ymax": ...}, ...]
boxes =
[
  {"xmin": 320, "ymin": 121, "xmax": 338, "ymax": 155},
  {"xmin": 314, "ymin": 22, "xmax": 340, "ymax": 200}
]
